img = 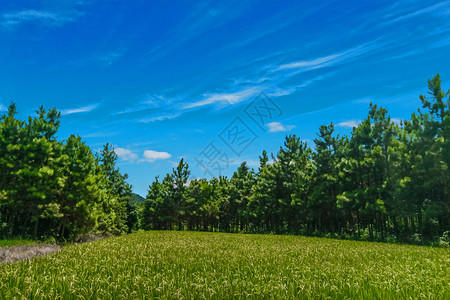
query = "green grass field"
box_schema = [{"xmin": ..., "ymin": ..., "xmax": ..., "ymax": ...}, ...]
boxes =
[
  {"xmin": 0, "ymin": 239, "xmax": 36, "ymax": 248},
  {"xmin": 0, "ymin": 231, "xmax": 448, "ymax": 299}
]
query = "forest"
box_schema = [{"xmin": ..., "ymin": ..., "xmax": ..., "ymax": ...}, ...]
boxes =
[
  {"xmin": 1, "ymin": 75, "xmax": 449, "ymax": 245},
  {"xmin": 0, "ymin": 104, "xmax": 139, "ymax": 240}
]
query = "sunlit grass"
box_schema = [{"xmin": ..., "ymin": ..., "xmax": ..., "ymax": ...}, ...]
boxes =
[
  {"xmin": 0, "ymin": 239, "xmax": 36, "ymax": 248},
  {"xmin": 0, "ymin": 231, "xmax": 448, "ymax": 299}
]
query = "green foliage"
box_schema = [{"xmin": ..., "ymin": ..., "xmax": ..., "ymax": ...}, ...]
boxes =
[
  {"xmin": 99, "ymin": 143, "xmax": 135, "ymax": 233},
  {"xmin": 141, "ymin": 75, "xmax": 450, "ymax": 244},
  {"xmin": 0, "ymin": 105, "xmax": 133, "ymax": 240},
  {"xmin": 132, "ymin": 193, "xmax": 145, "ymax": 203},
  {"xmin": 0, "ymin": 239, "xmax": 36, "ymax": 248},
  {"xmin": 1, "ymin": 75, "xmax": 448, "ymax": 245},
  {"xmin": 0, "ymin": 231, "xmax": 448, "ymax": 298}
]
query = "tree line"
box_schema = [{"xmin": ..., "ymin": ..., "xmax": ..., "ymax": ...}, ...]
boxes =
[
  {"xmin": 0, "ymin": 104, "xmax": 139, "ymax": 240},
  {"xmin": 142, "ymin": 74, "xmax": 449, "ymax": 245},
  {"xmin": 1, "ymin": 75, "xmax": 448, "ymax": 245}
]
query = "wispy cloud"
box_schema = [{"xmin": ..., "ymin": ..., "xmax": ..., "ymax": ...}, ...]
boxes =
[
  {"xmin": 98, "ymin": 51, "xmax": 124, "ymax": 66},
  {"xmin": 233, "ymin": 77, "xmax": 271, "ymax": 86},
  {"xmin": 138, "ymin": 112, "xmax": 182, "ymax": 123},
  {"xmin": 265, "ymin": 74, "xmax": 331, "ymax": 97},
  {"xmin": 124, "ymin": 41, "xmax": 380, "ymax": 124},
  {"xmin": 1, "ymin": 10, "xmax": 80, "ymax": 28},
  {"xmin": 206, "ymin": 12, "xmax": 303, "ymax": 59},
  {"xmin": 83, "ymin": 131, "xmax": 120, "ymax": 138},
  {"xmin": 61, "ymin": 104, "xmax": 99, "ymax": 115},
  {"xmin": 272, "ymin": 41, "xmax": 382, "ymax": 73},
  {"xmin": 113, "ymin": 94, "xmax": 171, "ymax": 115},
  {"xmin": 179, "ymin": 42, "xmax": 378, "ymax": 112},
  {"xmin": 127, "ymin": 70, "xmax": 331, "ymax": 124},
  {"xmin": 266, "ymin": 121, "xmax": 295, "ymax": 132},
  {"xmin": 274, "ymin": 53, "xmax": 343, "ymax": 72},
  {"xmin": 115, "ymin": 148, "xmax": 138, "ymax": 162},
  {"xmin": 352, "ymin": 97, "xmax": 373, "ymax": 104},
  {"xmin": 140, "ymin": 150, "xmax": 172, "ymax": 163},
  {"xmin": 337, "ymin": 120, "xmax": 361, "ymax": 128},
  {"xmin": 141, "ymin": 1, "xmax": 248, "ymax": 66},
  {"xmin": 130, "ymin": 87, "xmax": 262, "ymax": 123},
  {"xmin": 0, "ymin": 103, "xmax": 6, "ymax": 111},
  {"xmin": 383, "ymin": 31, "xmax": 450, "ymax": 62},
  {"xmin": 384, "ymin": 1, "xmax": 450, "ymax": 24},
  {"xmin": 168, "ymin": 160, "xmax": 180, "ymax": 167},
  {"xmin": 183, "ymin": 87, "xmax": 260, "ymax": 109},
  {"xmin": 114, "ymin": 105, "xmax": 153, "ymax": 116},
  {"xmin": 142, "ymin": 72, "xmax": 330, "ymax": 123}
]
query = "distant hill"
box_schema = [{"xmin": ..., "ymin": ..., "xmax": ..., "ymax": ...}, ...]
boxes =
[{"xmin": 132, "ymin": 193, "xmax": 145, "ymax": 203}]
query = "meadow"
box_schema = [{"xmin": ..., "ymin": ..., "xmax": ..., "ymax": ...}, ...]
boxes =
[
  {"xmin": 0, "ymin": 239, "xmax": 36, "ymax": 248},
  {"xmin": 0, "ymin": 231, "xmax": 448, "ymax": 299}
]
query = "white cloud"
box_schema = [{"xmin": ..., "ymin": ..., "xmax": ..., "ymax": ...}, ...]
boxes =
[
  {"xmin": 141, "ymin": 150, "xmax": 172, "ymax": 162},
  {"xmin": 115, "ymin": 105, "xmax": 155, "ymax": 116},
  {"xmin": 114, "ymin": 94, "xmax": 173, "ymax": 116},
  {"xmin": 168, "ymin": 160, "xmax": 180, "ymax": 167},
  {"xmin": 98, "ymin": 51, "xmax": 124, "ymax": 66},
  {"xmin": 391, "ymin": 118, "xmax": 402, "ymax": 124},
  {"xmin": 233, "ymin": 77, "xmax": 271, "ymax": 85},
  {"xmin": 184, "ymin": 87, "xmax": 260, "ymax": 109},
  {"xmin": 384, "ymin": 2, "xmax": 450, "ymax": 24},
  {"xmin": 266, "ymin": 86, "xmax": 298, "ymax": 97},
  {"xmin": 274, "ymin": 53, "xmax": 343, "ymax": 72},
  {"xmin": 114, "ymin": 148, "xmax": 138, "ymax": 162},
  {"xmin": 337, "ymin": 120, "xmax": 361, "ymax": 128},
  {"xmin": 187, "ymin": 83, "xmax": 303, "ymax": 110},
  {"xmin": 144, "ymin": 42, "xmax": 378, "ymax": 118},
  {"xmin": 0, "ymin": 104, "xmax": 6, "ymax": 111},
  {"xmin": 352, "ymin": 97, "xmax": 373, "ymax": 104},
  {"xmin": 82, "ymin": 131, "xmax": 120, "ymax": 138},
  {"xmin": 129, "ymin": 87, "xmax": 261, "ymax": 123},
  {"xmin": 141, "ymin": 1, "xmax": 247, "ymax": 66},
  {"xmin": 229, "ymin": 159, "xmax": 259, "ymax": 167},
  {"xmin": 1, "ymin": 10, "xmax": 78, "ymax": 28},
  {"xmin": 139, "ymin": 112, "xmax": 182, "ymax": 123},
  {"xmin": 266, "ymin": 74, "xmax": 330, "ymax": 98},
  {"xmin": 266, "ymin": 121, "xmax": 295, "ymax": 132},
  {"xmin": 61, "ymin": 104, "xmax": 99, "ymax": 115},
  {"xmin": 122, "ymin": 40, "xmax": 382, "ymax": 126},
  {"xmin": 126, "ymin": 41, "xmax": 379, "ymax": 124},
  {"xmin": 272, "ymin": 41, "xmax": 382, "ymax": 73}
]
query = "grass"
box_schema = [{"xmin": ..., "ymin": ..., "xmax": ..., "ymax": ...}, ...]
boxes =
[
  {"xmin": 0, "ymin": 239, "xmax": 37, "ymax": 248},
  {"xmin": 0, "ymin": 231, "xmax": 448, "ymax": 299}
]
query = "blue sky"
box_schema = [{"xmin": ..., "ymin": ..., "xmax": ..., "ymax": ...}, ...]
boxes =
[{"xmin": 1, "ymin": 0, "xmax": 450, "ymax": 196}]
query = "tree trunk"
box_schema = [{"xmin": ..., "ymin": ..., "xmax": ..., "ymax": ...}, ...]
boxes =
[{"xmin": 33, "ymin": 219, "xmax": 39, "ymax": 238}]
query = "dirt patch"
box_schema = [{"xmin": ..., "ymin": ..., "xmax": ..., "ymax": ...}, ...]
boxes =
[{"xmin": 0, "ymin": 244, "xmax": 61, "ymax": 263}]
